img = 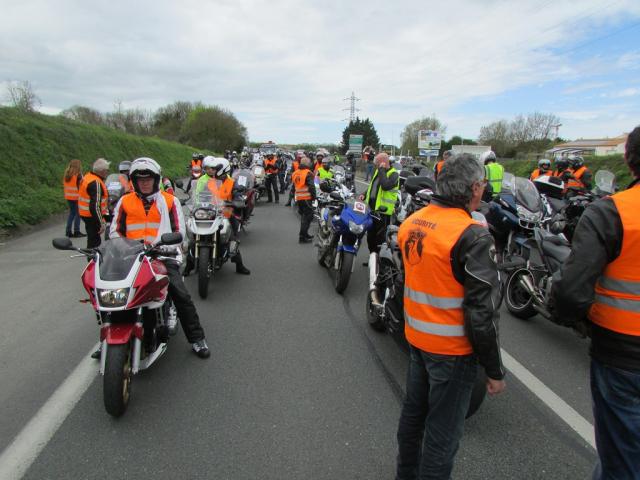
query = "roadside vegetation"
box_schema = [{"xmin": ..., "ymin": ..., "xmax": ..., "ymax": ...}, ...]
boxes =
[{"xmin": 0, "ymin": 107, "xmax": 207, "ymax": 231}]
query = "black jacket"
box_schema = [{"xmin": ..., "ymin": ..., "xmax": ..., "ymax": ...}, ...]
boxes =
[
  {"xmin": 367, "ymin": 167, "xmax": 399, "ymax": 210},
  {"xmin": 552, "ymin": 180, "xmax": 640, "ymax": 371},
  {"xmin": 429, "ymin": 197, "xmax": 505, "ymax": 380}
]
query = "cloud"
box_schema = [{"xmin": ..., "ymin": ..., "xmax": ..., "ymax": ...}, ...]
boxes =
[{"xmin": 1, "ymin": 0, "xmax": 639, "ymax": 142}]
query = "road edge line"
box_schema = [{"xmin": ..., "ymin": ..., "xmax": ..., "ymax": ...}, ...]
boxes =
[{"xmin": 0, "ymin": 344, "xmax": 99, "ymax": 480}]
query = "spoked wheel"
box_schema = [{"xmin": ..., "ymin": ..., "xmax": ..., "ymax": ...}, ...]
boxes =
[
  {"xmin": 505, "ymin": 268, "xmax": 537, "ymax": 319},
  {"xmin": 104, "ymin": 343, "xmax": 132, "ymax": 417},
  {"xmin": 198, "ymin": 246, "xmax": 211, "ymax": 299},
  {"xmin": 334, "ymin": 251, "xmax": 354, "ymax": 294},
  {"xmin": 366, "ymin": 290, "xmax": 386, "ymax": 332}
]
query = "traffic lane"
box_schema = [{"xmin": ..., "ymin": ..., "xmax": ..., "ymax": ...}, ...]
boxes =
[
  {"xmin": 342, "ymin": 248, "xmax": 596, "ymax": 479},
  {"xmin": 0, "ymin": 221, "xmax": 98, "ymax": 454},
  {"xmin": 24, "ymin": 202, "xmax": 403, "ymax": 479}
]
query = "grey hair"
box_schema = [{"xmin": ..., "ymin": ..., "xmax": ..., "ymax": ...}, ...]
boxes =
[
  {"xmin": 436, "ymin": 153, "xmax": 484, "ymax": 207},
  {"xmin": 92, "ymin": 157, "xmax": 110, "ymax": 172}
]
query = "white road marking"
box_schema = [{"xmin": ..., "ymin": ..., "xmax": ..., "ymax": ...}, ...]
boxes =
[
  {"xmin": 0, "ymin": 344, "xmax": 99, "ymax": 480},
  {"xmin": 500, "ymin": 348, "xmax": 596, "ymax": 449}
]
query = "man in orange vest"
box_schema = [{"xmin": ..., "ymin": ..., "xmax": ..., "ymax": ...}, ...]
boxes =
[
  {"xmin": 433, "ymin": 149, "xmax": 452, "ymax": 180},
  {"xmin": 264, "ymin": 153, "xmax": 280, "ymax": 203},
  {"xmin": 552, "ymin": 126, "xmax": 640, "ymax": 479},
  {"xmin": 395, "ymin": 153, "xmax": 506, "ymax": 480},
  {"xmin": 78, "ymin": 158, "xmax": 110, "ymax": 249},
  {"xmin": 110, "ymin": 157, "xmax": 210, "ymax": 359},
  {"xmin": 530, "ymin": 158, "xmax": 552, "ymax": 181},
  {"xmin": 292, "ymin": 157, "xmax": 316, "ymax": 243},
  {"xmin": 566, "ymin": 155, "xmax": 592, "ymax": 190}
]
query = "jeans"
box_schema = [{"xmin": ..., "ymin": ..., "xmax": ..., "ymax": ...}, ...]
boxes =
[
  {"xmin": 265, "ymin": 174, "xmax": 279, "ymax": 202},
  {"xmin": 396, "ymin": 346, "xmax": 478, "ymax": 480},
  {"xmin": 166, "ymin": 262, "xmax": 205, "ymax": 343},
  {"xmin": 297, "ymin": 200, "xmax": 314, "ymax": 238},
  {"xmin": 591, "ymin": 358, "xmax": 640, "ymax": 480},
  {"xmin": 367, "ymin": 214, "xmax": 391, "ymax": 254},
  {"xmin": 365, "ymin": 162, "xmax": 374, "ymax": 181},
  {"xmin": 66, "ymin": 200, "xmax": 81, "ymax": 235}
]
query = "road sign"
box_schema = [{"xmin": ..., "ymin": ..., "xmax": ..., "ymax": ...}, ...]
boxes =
[
  {"xmin": 418, "ymin": 130, "xmax": 442, "ymax": 150},
  {"xmin": 349, "ymin": 134, "xmax": 363, "ymax": 152},
  {"xmin": 419, "ymin": 149, "xmax": 440, "ymax": 157}
]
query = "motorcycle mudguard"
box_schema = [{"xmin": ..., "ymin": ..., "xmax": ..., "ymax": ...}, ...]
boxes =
[
  {"xmin": 339, "ymin": 243, "xmax": 358, "ymax": 254},
  {"xmin": 102, "ymin": 324, "xmax": 141, "ymax": 345}
]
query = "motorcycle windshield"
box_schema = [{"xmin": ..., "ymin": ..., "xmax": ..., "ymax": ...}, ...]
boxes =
[
  {"xmin": 515, "ymin": 177, "xmax": 542, "ymax": 213},
  {"xmin": 501, "ymin": 172, "xmax": 516, "ymax": 195},
  {"xmin": 233, "ymin": 169, "xmax": 255, "ymax": 189},
  {"xmin": 99, "ymin": 237, "xmax": 144, "ymax": 281},
  {"xmin": 594, "ymin": 170, "xmax": 615, "ymax": 194},
  {"xmin": 194, "ymin": 190, "xmax": 223, "ymax": 209},
  {"xmin": 105, "ymin": 174, "xmax": 124, "ymax": 196},
  {"xmin": 333, "ymin": 165, "xmax": 345, "ymax": 176}
]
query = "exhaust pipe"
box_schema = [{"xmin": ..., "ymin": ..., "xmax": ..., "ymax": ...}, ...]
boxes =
[{"xmin": 369, "ymin": 252, "xmax": 382, "ymax": 306}]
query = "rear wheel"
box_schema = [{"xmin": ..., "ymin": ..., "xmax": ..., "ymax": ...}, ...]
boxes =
[
  {"xmin": 366, "ymin": 290, "xmax": 385, "ymax": 331},
  {"xmin": 103, "ymin": 343, "xmax": 132, "ymax": 417},
  {"xmin": 505, "ymin": 268, "xmax": 537, "ymax": 319},
  {"xmin": 334, "ymin": 251, "xmax": 354, "ymax": 294},
  {"xmin": 198, "ymin": 246, "xmax": 211, "ymax": 299}
]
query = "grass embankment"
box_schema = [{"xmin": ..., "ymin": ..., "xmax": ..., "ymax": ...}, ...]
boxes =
[
  {"xmin": 501, "ymin": 155, "xmax": 632, "ymax": 188},
  {"xmin": 0, "ymin": 107, "xmax": 207, "ymax": 231}
]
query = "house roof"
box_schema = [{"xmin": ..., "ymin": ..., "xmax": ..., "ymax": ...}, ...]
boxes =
[{"xmin": 554, "ymin": 134, "xmax": 627, "ymax": 149}]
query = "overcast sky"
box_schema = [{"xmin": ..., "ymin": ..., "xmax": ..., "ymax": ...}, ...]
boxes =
[{"xmin": 1, "ymin": 0, "xmax": 639, "ymax": 144}]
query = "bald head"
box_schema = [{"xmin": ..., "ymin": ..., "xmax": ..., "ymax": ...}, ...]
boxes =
[{"xmin": 374, "ymin": 152, "xmax": 390, "ymax": 168}]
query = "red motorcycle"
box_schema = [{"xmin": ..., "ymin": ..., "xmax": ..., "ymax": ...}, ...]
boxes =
[{"xmin": 52, "ymin": 233, "xmax": 182, "ymax": 417}]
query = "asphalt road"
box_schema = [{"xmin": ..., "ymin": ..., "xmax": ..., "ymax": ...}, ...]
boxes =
[{"xmin": 0, "ymin": 190, "xmax": 597, "ymax": 479}]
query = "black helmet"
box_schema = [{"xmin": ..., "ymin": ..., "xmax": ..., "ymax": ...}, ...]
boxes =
[
  {"xmin": 555, "ymin": 157, "xmax": 569, "ymax": 170},
  {"xmin": 197, "ymin": 153, "xmax": 205, "ymax": 160},
  {"xmin": 568, "ymin": 155, "xmax": 584, "ymax": 169}
]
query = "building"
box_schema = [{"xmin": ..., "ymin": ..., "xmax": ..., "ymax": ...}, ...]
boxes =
[
  {"xmin": 451, "ymin": 144, "xmax": 492, "ymax": 159},
  {"xmin": 547, "ymin": 134, "xmax": 628, "ymax": 157}
]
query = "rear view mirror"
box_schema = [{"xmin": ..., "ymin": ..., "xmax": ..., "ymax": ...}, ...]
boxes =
[
  {"xmin": 160, "ymin": 232, "xmax": 182, "ymax": 245},
  {"xmin": 52, "ymin": 237, "xmax": 74, "ymax": 250}
]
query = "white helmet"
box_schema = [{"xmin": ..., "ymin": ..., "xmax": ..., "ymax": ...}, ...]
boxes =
[
  {"xmin": 480, "ymin": 150, "xmax": 497, "ymax": 165},
  {"xmin": 130, "ymin": 157, "xmax": 161, "ymax": 194},
  {"xmin": 203, "ymin": 156, "xmax": 230, "ymax": 179},
  {"xmin": 538, "ymin": 158, "xmax": 551, "ymax": 169}
]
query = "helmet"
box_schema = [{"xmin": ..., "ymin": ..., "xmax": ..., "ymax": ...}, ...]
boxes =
[
  {"xmin": 202, "ymin": 155, "xmax": 217, "ymax": 169},
  {"xmin": 118, "ymin": 161, "xmax": 131, "ymax": 173},
  {"xmin": 192, "ymin": 152, "xmax": 198, "ymax": 159},
  {"xmin": 538, "ymin": 158, "xmax": 551, "ymax": 169},
  {"xmin": 197, "ymin": 153, "xmax": 205, "ymax": 160},
  {"xmin": 203, "ymin": 157, "xmax": 230, "ymax": 179},
  {"xmin": 555, "ymin": 157, "xmax": 569, "ymax": 170},
  {"xmin": 321, "ymin": 156, "xmax": 330, "ymax": 165},
  {"xmin": 568, "ymin": 155, "xmax": 584, "ymax": 168},
  {"xmin": 129, "ymin": 157, "xmax": 161, "ymax": 195},
  {"xmin": 480, "ymin": 151, "xmax": 497, "ymax": 165},
  {"xmin": 315, "ymin": 151, "xmax": 325, "ymax": 159}
]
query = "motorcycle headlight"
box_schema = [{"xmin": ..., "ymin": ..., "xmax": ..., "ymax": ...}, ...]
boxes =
[
  {"xmin": 98, "ymin": 288, "xmax": 130, "ymax": 307},
  {"xmin": 516, "ymin": 205, "xmax": 542, "ymax": 223},
  {"xmin": 348, "ymin": 220, "xmax": 365, "ymax": 234},
  {"xmin": 194, "ymin": 208, "xmax": 214, "ymax": 220}
]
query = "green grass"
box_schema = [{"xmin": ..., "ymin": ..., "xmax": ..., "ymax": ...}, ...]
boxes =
[{"xmin": 0, "ymin": 107, "xmax": 210, "ymax": 230}]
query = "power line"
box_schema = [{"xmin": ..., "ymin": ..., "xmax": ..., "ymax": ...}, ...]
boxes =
[{"xmin": 342, "ymin": 91, "xmax": 360, "ymax": 122}]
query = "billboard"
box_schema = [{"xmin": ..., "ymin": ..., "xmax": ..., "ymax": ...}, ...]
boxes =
[
  {"xmin": 348, "ymin": 134, "xmax": 364, "ymax": 152},
  {"xmin": 418, "ymin": 130, "xmax": 442, "ymax": 150}
]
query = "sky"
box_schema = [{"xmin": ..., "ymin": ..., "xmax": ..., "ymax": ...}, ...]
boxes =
[{"xmin": 1, "ymin": 0, "xmax": 639, "ymax": 145}]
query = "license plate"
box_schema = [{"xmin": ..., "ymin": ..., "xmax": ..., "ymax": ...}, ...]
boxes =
[{"xmin": 353, "ymin": 201, "xmax": 366, "ymax": 214}]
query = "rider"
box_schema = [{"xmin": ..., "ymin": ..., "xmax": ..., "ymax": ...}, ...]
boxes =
[
  {"xmin": 191, "ymin": 153, "xmax": 202, "ymax": 170},
  {"xmin": 552, "ymin": 157, "xmax": 573, "ymax": 187},
  {"xmin": 78, "ymin": 158, "xmax": 110, "ymax": 249},
  {"xmin": 313, "ymin": 151, "xmax": 325, "ymax": 175},
  {"xmin": 316, "ymin": 156, "xmax": 334, "ymax": 180},
  {"xmin": 530, "ymin": 158, "xmax": 552, "ymax": 181},
  {"xmin": 194, "ymin": 156, "xmax": 251, "ymax": 275},
  {"xmin": 292, "ymin": 156, "xmax": 316, "ymax": 243},
  {"xmin": 566, "ymin": 155, "xmax": 592, "ymax": 190},
  {"xmin": 110, "ymin": 157, "xmax": 210, "ymax": 359},
  {"xmin": 481, "ymin": 151, "xmax": 504, "ymax": 197},
  {"xmin": 263, "ymin": 153, "xmax": 280, "ymax": 203},
  {"xmin": 363, "ymin": 152, "xmax": 399, "ymax": 254},
  {"xmin": 434, "ymin": 150, "xmax": 453, "ymax": 180}
]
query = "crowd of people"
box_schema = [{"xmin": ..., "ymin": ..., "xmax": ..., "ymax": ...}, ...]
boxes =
[{"xmin": 61, "ymin": 126, "xmax": 640, "ymax": 479}]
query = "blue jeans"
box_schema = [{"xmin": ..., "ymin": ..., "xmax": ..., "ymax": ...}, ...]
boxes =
[
  {"xmin": 66, "ymin": 200, "xmax": 80, "ymax": 234},
  {"xmin": 591, "ymin": 358, "xmax": 640, "ymax": 480},
  {"xmin": 396, "ymin": 346, "xmax": 478, "ymax": 480},
  {"xmin": 365, "ymin": 162, "xmax": 374, "ymax": 181}
]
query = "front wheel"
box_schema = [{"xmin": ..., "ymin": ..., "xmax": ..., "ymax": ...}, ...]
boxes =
[
  {"xmin": 198, "ymin": 246, "xmax": 211, "ymax": 299},
  {"xmin": 505, "ymin": 268, "xmax": 537, "ymax": 319},
  {"xmin": 104, "ymin": 343, "xmax": 132, "ymax": 417},
  {"xmin": 334, "ymin": 251, "xmax": 354, "ymax": 294}
]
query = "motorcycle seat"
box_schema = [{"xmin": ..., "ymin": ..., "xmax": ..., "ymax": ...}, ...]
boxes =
[{"xmin": 404, "ymin": 176, "xmax": 436, "ymax": 196}]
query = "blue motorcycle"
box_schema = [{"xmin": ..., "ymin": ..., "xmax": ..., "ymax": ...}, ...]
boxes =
[{"xmin": 316, "ymin": 182, "xmax": 375, "ymax": 294}]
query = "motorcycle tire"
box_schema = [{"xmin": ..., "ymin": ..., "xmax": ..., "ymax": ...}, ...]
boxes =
[
  {"xmin": 505, "ymin": 268, "xmax": 537, "ymax": 319},
  {"xmin": 198, "ymin": 246, "xmax": 211, "ymax": 299},
  {"xmin": 466, "ymin": 371, "xmax": 487, "ymax": 419},
  {"xmin": 334, "ymin": 251, "xmax": 354, "ymax": 294},
  {"xmin": 366, "ymin": 290, "xmax": 386, "ymax": 332},
  {"xmin": 103, "ymin": 343, "xmax": 132, "ymax": 417}
]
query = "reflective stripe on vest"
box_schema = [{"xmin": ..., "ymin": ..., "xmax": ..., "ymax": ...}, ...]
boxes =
[
  {"xmin": 365, "ymin": 167, "xmax": 399, "ymax": 215},
  {"xmin": 398, "ymin": 203, "xmax": 478, "ymax": 355},
  {"xmin": 292, "ymin": 169, "xmax": 312, "ymax": 201},
  {"xmin": 63, "ymin": 174, "xmax": 79, "ymax": 200},
  {"xmin": 78, "ymin": 172, "xmax": 107, "ymax": 217},
  {"xmin": 120, "ymin": 192, "xmax": 175, "ymax": 245},
  {"xmin": 588, "ymin": 184, "xmax": 640, "ymax": 336}
]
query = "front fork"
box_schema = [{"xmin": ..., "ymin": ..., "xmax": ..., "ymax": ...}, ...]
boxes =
[
  {"xmin": 98, "ymin": 307, "xmax": 144, "ymax": 375},
  {"xmin": 368, "ymin": 252, "xmax": 382, "ymax": 306}
]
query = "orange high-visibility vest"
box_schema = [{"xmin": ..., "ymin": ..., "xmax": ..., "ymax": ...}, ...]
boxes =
[
  {"xmin": 292, "ymin": 160, "xmax": 300, "ymax": 172},
  {"xmin": 566, "ymin": 166, "xmax": 587, "ymax": 189},
  {"xmin": 63, "ymin": 174, "xmax": 80, "ymax": 200},
  {"xmin": 78, "ymin": 172, "xmax": 107, "ymax": 218},
  {"xmin": 264, "ymin": 158, "xmax": 278, "ymax": 174},
  {"xmin": 530, "ymin": 169, "xmax": 551, "ymax": 181},
  {"xmin": 292, "ymin": 169, "xmax": 313, "ymax": 201},
  {"xmin": 120, "ymin": 191, "xmax": 175, "ymax": 244},
  {"xmin": 207, "ymin": 176, "xmax": 234, "ymax": 201},
  {"xmin": 191, "ymin": 159, "xmax": 202, "ymax": 169},
  {"xmin": 118, "ymin": 174, "xmax": 131, "ymax": 193},
  {"xmin": 399, "ymin": 203, "xmax": 478, "ymax": 355},
  {"xmin": 436, "ymin": 160, "xmax": 445, "ymax": 174},
  {"xmin": 589, "ymin": 184, "xmax": 640, "ymax": 336}
]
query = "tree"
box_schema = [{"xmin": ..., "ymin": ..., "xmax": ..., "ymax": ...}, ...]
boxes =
[
  {"xmin": 152, "ymin": 101, "xmax": 202, "ymax": 143},
  {"xmin": 341, "ymin": 117, "xmax": 380, "ymax": 154},
  {"xmin": 400, "ymin": 116, "xmax": 446, "ymax": 156},
  {"xmin": 5, "ymin": 80, "xmax": 41, "ymax": 112},
  {"xmin": 478, "ymin": 120, "xmax": 511, "ymax": 157},
  {"xmin": 181, "ymin": 105, "xmax": 248, "ymax": 152},
  {"xmin": 61, "ymin": 105, "xmax": 106, "ymax": 126}
]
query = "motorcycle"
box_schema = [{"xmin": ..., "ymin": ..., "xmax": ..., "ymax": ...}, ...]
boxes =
[
  {"xmin": 52, "ymin": 233, "xmax": 182, "ymax": 417},
  {"xmin": 504, "ymin": 227, "xmax": 572, "ymax": 320},
  {"xmin": 251, "ymin": 162, "xmax": 267, "ymax": 203},
  {"xmin": 185, "ymin": 190, "xmax": 233, "ymax": 299},
  {"xmin": 231, "ymin": 167, "xmax": 257, "ymax": 230},
  {"xmin": 315, "ymin": 180, "xmax": 376, "ymax": 294}
]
